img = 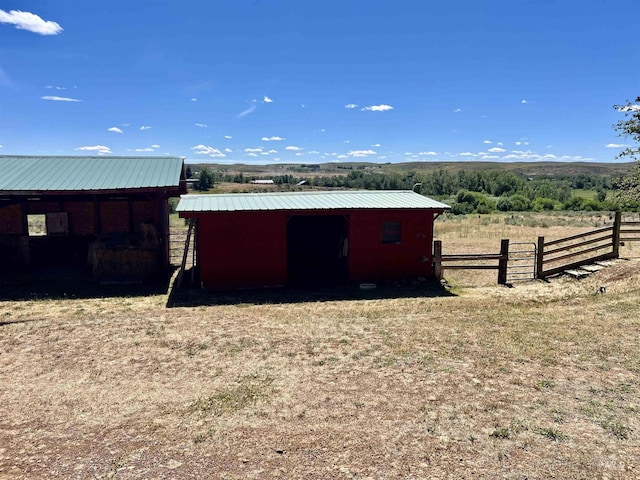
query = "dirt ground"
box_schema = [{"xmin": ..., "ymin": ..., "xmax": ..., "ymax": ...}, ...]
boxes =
[{"xmin": 1, "ymin": 214, "xmax": 639, "ymax": 479}]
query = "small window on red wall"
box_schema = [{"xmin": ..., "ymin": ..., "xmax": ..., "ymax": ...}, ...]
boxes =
[{"xmin": 381, "ymin": 221, "xmax": 402, "ymax": 244}]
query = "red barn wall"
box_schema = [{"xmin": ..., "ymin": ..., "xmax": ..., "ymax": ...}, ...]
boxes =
[
  {"xmin": 64, "ymin": 201, "xmax": 95, "ymax": 235},
  {"xmin": 0, "ymin": 203, "xmax": 24, "ymax": 234},
  {"xmin": 189, "ymin": 209, "xmax": 438, "ymax": 290},
  {"xmin": 196, "ymin": 211, "xmax": 287, "ymax": 290},
  {"xmin": 99, "ymin": 201, "xmax": 130, "ymax": 234},
  {"xmin": 348, "ymin": 210, "xmax": 435, "ymax": 283}
]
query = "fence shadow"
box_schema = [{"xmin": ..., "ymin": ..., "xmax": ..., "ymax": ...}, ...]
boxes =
[{"xmin": 168, "ymin": 278, "xmax": 456, "ymax": 307}]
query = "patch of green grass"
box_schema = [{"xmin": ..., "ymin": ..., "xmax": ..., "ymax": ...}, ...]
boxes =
[
  {"xmin": 187, "ymin": 375, "xmax": 273, "ymax": 417},
  {"xmin": 536, "ymin": 427, "xmax": 568, "ymax": 442},
  {"xmin": 536, "ymin": 378, "xmax": 556, "ymax": 390},
  {"xmin": 490, "ymin": 427, "xmax": 511, "ymax": 439},
  {"xmin": 599, "ymin": 419, "xmax": 631, "ymax": 440}
]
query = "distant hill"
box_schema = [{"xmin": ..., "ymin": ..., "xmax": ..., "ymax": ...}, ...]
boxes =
[{"xmin": 187, "ymin": 161, "xmax": 635, "ymax": 178}]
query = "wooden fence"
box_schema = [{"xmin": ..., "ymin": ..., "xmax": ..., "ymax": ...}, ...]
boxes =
[
  {"xmin": 536, "ymin": 211, "xmax": 624, "ymax": 279},
  {"xmin": 620, "ymin": 214, "xmax": 640, "ymax": 244},
  {"xmin": 433, "ymin": 239, "xmax": 510, "ymax": 285}
]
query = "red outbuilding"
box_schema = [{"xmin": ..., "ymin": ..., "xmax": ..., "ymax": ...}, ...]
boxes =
[{"xmin": 177, "ymin": 190, "xmax": 449, "ymax": 290}]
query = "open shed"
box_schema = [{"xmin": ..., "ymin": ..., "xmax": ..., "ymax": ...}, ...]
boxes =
[
  {"xmin": 177, "ymin": 190, "xmax": 450, "ymax": 290},
  {"xmin": 0, "ymin": 155, "xmax": 186, "ymax": 281}
]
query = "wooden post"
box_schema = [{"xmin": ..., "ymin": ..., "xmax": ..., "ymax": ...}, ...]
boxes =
[
  {"xmin": 433, "ymin": 240, "xmax": 442, "ymax": 280},
  {"xmin": 498, "ymin": 239, "xmax": 509, "ymax": 285},
  {"xmin": 612, "ymin": 210, "xmax": 622, "ymax": 258},
  {"xmin": 536, "ymin": 236, "xmax": 545, "ymax": 279}
]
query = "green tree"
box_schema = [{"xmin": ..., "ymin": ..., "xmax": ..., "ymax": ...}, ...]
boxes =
[
  {"xmin": 612, "ymin": 97, "xmax": 640, "ymax": 208},
  {"xmin": 196, "ymin": 166, "xmax": 214, "ymax": 191}
]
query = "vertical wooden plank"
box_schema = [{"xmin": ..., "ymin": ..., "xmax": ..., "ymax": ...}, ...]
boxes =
[
  {"xmin": 433, "ymin": 240, "xmax": 442, "ymax": 280},
  {"xmin": 612, "ymin": 210, "xmax": 622, "ymax": 258},
  {"xmin": 498, "ymin": 239, "xmax": 509, "ymax": 285},
  {"xmin": 536, "ymin": 236, "xmax": 545, "ymax": 279}
]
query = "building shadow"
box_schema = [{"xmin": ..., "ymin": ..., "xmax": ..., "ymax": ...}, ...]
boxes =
[
  {"xmin": 0, "ymin": 266, "xmax": 176, "ymax": 301},
  {"xmin": 168, "ymin": 277, "xmax": 457, "ymax": 308}
]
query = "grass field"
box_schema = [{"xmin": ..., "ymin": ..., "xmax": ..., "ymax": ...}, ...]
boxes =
[{"xmin": 1, "ymin": 213, "xmax": 639, "ymax": 479}]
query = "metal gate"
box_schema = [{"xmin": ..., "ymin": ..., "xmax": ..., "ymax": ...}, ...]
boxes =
[{"xmin": 507, "ymin": 242, "xmax": 537, "ymax": 283}]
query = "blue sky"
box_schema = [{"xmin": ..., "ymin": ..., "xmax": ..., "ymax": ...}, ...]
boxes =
[{"xmin": 0, "ymin": 0, "xmax": 638, "ymax": 164}]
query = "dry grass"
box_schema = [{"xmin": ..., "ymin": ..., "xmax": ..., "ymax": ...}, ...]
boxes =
[{"xmin": 2, "ymin": 213, "xmax": 640, "ymax": 479}]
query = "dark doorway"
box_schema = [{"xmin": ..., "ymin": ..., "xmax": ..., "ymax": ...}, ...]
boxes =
[{"xmin": 287, "ymin": 215, "xmax": 349, "ymax": 287}]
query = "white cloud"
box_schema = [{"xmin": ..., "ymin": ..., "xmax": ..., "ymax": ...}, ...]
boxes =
[
  {"xmin": 45, "ymin": 85, "xmax": 66, "ymax": 90},
  {"xmin": 418, "ymin": 151, "xmax": 437, "ymax": 156},
  {"xmin": 224, "ymin": 135, "xmax": 232, "ymax": 139},
  {"xmin": 224, "ymin": 148, "xmax": 233, "ymax": 153},
  {"xmin": 0, "ymin": 145, "xmax": 3, "ymax": 148},
  {"xmin": 130, "ymin": 148, "xmax": 154, "ymax": 152},
  {"xmin": 140, "ymin": 125, "xmax": 152, "ymax": 130},
  {"xmin": 195, "ymin": 123, "xmax": 208, "ymax": 128},
  {"xmin": 263, "ymin": 96, "xmax": 273, "ymax": 103},
  {"xmin": 261, "ymin": 136, "xmax": 285, "ymax": 141},
  {"xmin": 459, "ymin": 152, "xmax": 476, "ymax": 156},
  {"xmin": 245, "ymin": 148, "xmax": 263, "ymax": 153},
  {"xmin": 0, "ymin": 9, "xmax": 63, "ymax": 35},
  {"xmin": 337, "ymin": 154, "xmax": 349, "ymax": 159},
  {"xmin": 521, "ymin": 99, "xmax": 528, "ymax": 104},
  {"xmin": 268, "ymin": 149, "xmax": 278, "ymax": 154},
  {"xmin": 295, "ymin": 153, "xmax": 303, "ymax": 156},
  {"xmin": 348, "ymin": 149, "xmax": 376, "ymax": 157},
  {"xmin": 75, "ymin": 145, "xmax": 111, "ymax": 155},
  {"xmin": 362, "ymin": 104, "xmax": 394, "ymax": 112},
  {"xmin": 191, "ymin": 98, "xmax": 198, "ymax": 102},
  {"xmin": 285, "ymin": 146, "xmax": 303, "ymax": 151},
  {"xmin": 483, "ymin": 140, "xmax": 492, "ymax": 144},
  {"xmin": 308, "ymin": 150, "xmax": 320, "ymax": 154},
  {"xmin": 488, "ymin": 147, "xmax": 506, "ymax": 153},
  {"xmin": 371, "ymin": 143, "xmax": 381, "ymax": 147},
  {"xmin": 41, "ymin": 95, "xmax": 81, "ymax": 102},
  {"xmin": 150, "ymin": 144, "xmax": 160, "ymax": 148},
  {"xmin": 238, "ymin": 104, "xmax": 256, "ymax": 118},
  {"xmin": 618, "ymin": 104, "xmax": 640, "ymax": 112},
  {"xmin": 108, "ymin": 127, "xmax": 123, "ymax": 134},
  {"xmin": 606, "ymin": 143, "xmax": 629, "ymax": 148},
  {"xmin": 191, "ymin": 144, "xmax": 226, "ymax": 157},
  {"xmin": 497, "ymin": 142, "xmax": 503, "ymax": 146},
  {"xmin": 345, "ymin": 103, "xmax": 358, "ymax": 109},
  {"xmin": 246, "ymin": 153, "xmax": 258, "ymax": 157},
  {"xmin": 453, "ymin": 108, "xmax": 461, "ymax": 113}
]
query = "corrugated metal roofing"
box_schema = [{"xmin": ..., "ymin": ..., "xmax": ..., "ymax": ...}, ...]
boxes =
[
  {"xmin": 0, "ymin": 156, "xmax": 184, "ymax": 192},
  {"xmin": 177, "ymin": 190, "xmax": 450, "ymax": 213}
]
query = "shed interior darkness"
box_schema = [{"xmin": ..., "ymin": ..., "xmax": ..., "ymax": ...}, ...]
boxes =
[{"xmin": 286, "ymin": 215, "xmax": 348, "ymax": 287}]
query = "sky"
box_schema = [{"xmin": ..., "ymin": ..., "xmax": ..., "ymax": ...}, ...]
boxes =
[{"xmin": 0, "ymin": 0, "xmax": 639, "ymax": 165}]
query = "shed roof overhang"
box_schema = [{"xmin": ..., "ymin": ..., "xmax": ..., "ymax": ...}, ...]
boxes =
[{"xmin": 177, "ymin": 190, "xmax": 450, "ymax": 216}]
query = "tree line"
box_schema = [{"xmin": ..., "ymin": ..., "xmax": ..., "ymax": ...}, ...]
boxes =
[{"xmin": 189, "ymin": 165, "xmax": 633, "ymax": 213}]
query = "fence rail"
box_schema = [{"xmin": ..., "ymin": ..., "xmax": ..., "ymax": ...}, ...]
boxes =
[
  {"xmin": 536, "ymin": 211, "xmax": 621, "ymax": 279},
  {"xmin": 433, "ymin": 239, "xmax": 509, "ymax": 285}
]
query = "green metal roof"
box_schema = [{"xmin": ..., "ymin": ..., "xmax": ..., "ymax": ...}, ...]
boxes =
[
  {"xmin": 0, "ymin": 156, "xmax": 184, "ymax": 192},
  {"xmin": 177, "ymin": 190, "xmax": 450, "ymax": 213}
]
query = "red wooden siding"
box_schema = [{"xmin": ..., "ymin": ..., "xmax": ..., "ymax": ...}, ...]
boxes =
[
  {"xmin": 188, "ymin": 208, "xmax": 438, "ymax": 290},
  {"xmin": 0, "ymin": 204, "xmax": 23, "ymax": 235}
]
